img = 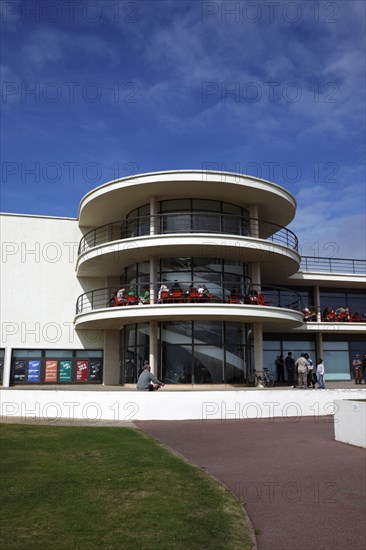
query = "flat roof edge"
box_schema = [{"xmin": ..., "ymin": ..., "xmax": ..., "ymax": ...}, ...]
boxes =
[{"xmin": 0, "ymin": 212, "xmax": 77, "ymax": 221}]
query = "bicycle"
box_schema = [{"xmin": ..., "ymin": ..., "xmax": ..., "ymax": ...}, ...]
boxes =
[
  {"xmin": 246, "ymin": 370, "xmax": 258, "ymax": 387},
  {"xmin": 258, "ymin": 368, "xmax": 275, "ymax": 388}
]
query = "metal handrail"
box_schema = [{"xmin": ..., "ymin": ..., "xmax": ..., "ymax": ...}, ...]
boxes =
[
  {"xmin": 78, "ymin": 213, "xmax": 298, "ymax": 254},
  {"xmin": 300, "ymin": 256, "xmax": 366, "ymax": 274},
  {"xmin": 75, "ymin": 281, "xmax": 302, "ymax": 314},
  {"xmin": 301, "ymin": 305, "xmax": 365, "ymax": 323}
]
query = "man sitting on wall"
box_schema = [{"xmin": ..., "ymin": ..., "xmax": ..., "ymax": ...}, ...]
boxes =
[{"xmin": 136, "ymin": 364, "xmax": 165, "ymax": 391}]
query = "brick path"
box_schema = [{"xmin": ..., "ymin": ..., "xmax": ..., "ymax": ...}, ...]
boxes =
[{"xmin": 137, "ymin": 417, "xmax": 366, "ymax": 550}]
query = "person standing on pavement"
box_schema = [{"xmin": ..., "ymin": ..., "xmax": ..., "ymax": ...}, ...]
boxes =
[
  {"xmin": 276, "ymin": 355, "xmax": 285, "ymax": 384},
  {"xmin": 285, "ymin": 352, "xmax": 295, "ymax": 387},
  {"xmin": 352, "ymin": 354, "xmax": 363, "ymax": 385},
  {"xmin": 305, "ymin": 353, "xmax": 315, "ymax": 388},
  {"xmin": 316, "ymin": 359, "xmax": 325, "ymax": 389},
  {"xmin": 295, "ymin": 353, "xmax": 309, "ymax": 389},
  {"xmin": 362, "ymin": 354, "xmax": 366, "ymax": 384}
]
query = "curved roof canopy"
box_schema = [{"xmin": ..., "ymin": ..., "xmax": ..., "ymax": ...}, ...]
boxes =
[{"xmin": 78, "ymin": 170, "xmax": 297, "ymax": 228}]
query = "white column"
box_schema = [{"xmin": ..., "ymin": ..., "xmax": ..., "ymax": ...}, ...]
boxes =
[
  {"xmin": 253, "ymin": 323, "xmax": 263, "ymax": 375},
  {"xmin": 149, "ymin": 196, "xmax": 158, "ymax": 305},
  {"xmin": 249, "ymin": 204, "xmax": 259, "ymax": 238},
  {"xmin": 251, "ymin": 262, "xmax": 261, "ymax": 287},
  {"xmin": 2, "ymin": 347, "xmax": 12, "ymax": 388},
  {"xmin": 150, "ymin": 196, "xmax": 157, "ymax": 235},
  {"xmin": 150, "ymin": 256, "xmax": 157, "ymax": 304},
  {"xmin": 316, "ymin": 333, "xmax": 323, "ymax": 362},
  {"xmin": 249, "ymin": 204, "xmax": 261, "ymax": 294},
  {"xmin": 314, "ymin": 285, "xmax": 321, "ymax": 322},
  {"xmin": 103, "ymin": 330, "xmax": 120, "ymax": 385},
  {"xmin": 148, "ymin": 197, "xmax": 158, "ymax": 376},
  {"xmin": 149, "ymin": 321, "xmax": 158, "ymax": 375}
]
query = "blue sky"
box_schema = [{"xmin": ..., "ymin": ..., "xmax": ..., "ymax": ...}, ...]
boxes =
[{"xmin": 1, "ymin": 0, "xmax": 365, "ymax": 259}]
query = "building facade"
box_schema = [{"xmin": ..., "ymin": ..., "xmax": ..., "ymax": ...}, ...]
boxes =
[{"xmin": 1, "ymin": 170, "xmax": 365, "ymax": 388}]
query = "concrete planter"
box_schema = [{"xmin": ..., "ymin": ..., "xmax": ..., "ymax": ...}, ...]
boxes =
[{"xmin": 334, "ymin": 399, "xmax": 366, "ymax": 448}]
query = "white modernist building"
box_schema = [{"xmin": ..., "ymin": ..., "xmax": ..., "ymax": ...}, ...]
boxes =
[{"xmin": 1, "ymin": 170, "xmax": 365, "ymax": 390}]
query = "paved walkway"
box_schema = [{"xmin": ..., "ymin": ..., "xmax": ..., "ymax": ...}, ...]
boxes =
[{"xmin": 136, "ymin": 417, "xmax": 366, "ymax": 550}]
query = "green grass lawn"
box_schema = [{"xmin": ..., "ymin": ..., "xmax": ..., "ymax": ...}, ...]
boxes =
[{"xmin": 0, "ymin": 424, "xmax": 253, "ymax": 549}]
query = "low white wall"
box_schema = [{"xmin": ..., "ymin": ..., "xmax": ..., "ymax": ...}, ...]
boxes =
[
  {"xmin": 334, "ymin": 399, "xmax": 366, "ymax": 448},
  {"xmin": 1, "ymin": 389, "xmax": 365, "ymax": 422}
]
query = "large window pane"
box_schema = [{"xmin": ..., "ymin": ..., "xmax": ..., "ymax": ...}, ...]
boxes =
[
  {"xmin": 161, "ymin": 322, "xmax": 192, "ymax": 344},
  {"xmin": 46, "ymin": 350, "xmax": 73, "ymax": 358},
  {"xmin": 264, "ymin": 350, "xmax": 278, "ymax": 376},
  {"xmin": 283, "ymin": 342, "xmax": 316, "ymax": 354},
  {"xmin": 263, "ymin": 341, "xmax": 281, "ymax": 351},
  {"xmin": 225, "ymin": 345, "xmax": 245, "ymax": 384},
  {"xmin": 192, "ymin": 213, "xmax": 220, "ymax": 233},
  {"xmin": 160, "ymin": 199, "xmax": 191, "ymax": 211},
  {"xmin": 194, "ymin": 321, "xmax": 222, "ymax": 345},
  {"xmin": 162, "ymin": 344, "xmax": 192, "ymax": 384},
  {"xmin": 323, "ymin": 341, "xmax": 348, "ymax": 351},
  {"xmin": 323, "ymin": 351, "xmax": 350, "ymax": 380},
  {"xmin": 225, "ymin": 323, "xmax": 245, "ymax": 346},
  {"xmin": 162, "ymin": 213, "xmax": 191, "ymax": 233},
  {"xmin": 194, "ymin": 345, "xmax": 224, "ymax": 383},
  {"xmin": 13, "ymin": 350, "xmax": 40, "ymax": 358},
  {"xmin": 192, "ymin": 199, "xmax": 221, "ymax": 211}
]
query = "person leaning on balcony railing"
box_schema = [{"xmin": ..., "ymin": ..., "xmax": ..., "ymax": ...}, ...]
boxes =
[
  {"xmin": 109, "ymin": 292, "xmax": 118, "ymax": 307},
  {"xmin": 302, "ymin": 305, "xmax": 311, "ymax": 321},
  {"xmin": 136, "ymin": 364, "xmax": 165, "ymax": 391},
  {"xmin": 139, "ymin": 287, "xmax": 150, "ymax": 305},
  {"xmin": 158, "ymin": 282, "xmax": 169, "ymax": 303},
  {"xmin": 116, "ymin": 287, "xmax": 126, "ymax": 305},
  {"xmin": 198, "ymin": 283, "xmax": 210, "ymax": 301}
]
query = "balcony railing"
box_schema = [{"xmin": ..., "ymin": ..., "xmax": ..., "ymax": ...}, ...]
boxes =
[
  {"xmin": 78, "ymin": 213, "xmax": 298, "ymax": 255},
  {"xmin": 75, "ymin": 282, "xmax": 302, "ymax": 315},
  {"xmin": 301, "ymin": 257, "xmax": 366, "ymax": 274},
  {"xmin": 302, "ymin": 305, "xmax": 365, "ymax": 323}
]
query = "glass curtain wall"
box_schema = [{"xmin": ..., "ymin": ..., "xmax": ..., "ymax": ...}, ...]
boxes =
[
  {"xmin": 160, "ymin": 321, "xmax": 248, "ymax": 385},
  {"xmin": 121, "ymin": 323, "xmax": 150, "ymax": 383},
  {"xmin": 263, "ymin": 335, "xmax": 316, "ymax": 382},
  {"xmin": 120, "ymin": 258, "xmax": 250, "ymax": 303},
  {"xmin": 320, "ymin": 289, "xmax": 366, "ymax": 316},
  {"xmin": 322, "ymin": 336, "xmax": 366, "ymax": 380},
  {"xmin": 121, "ymin": 321, "xmax": 250, "ymax": 385},
  {"xmin": 125, "ymin": 199, "xmax": 250, "ymax": 238}
]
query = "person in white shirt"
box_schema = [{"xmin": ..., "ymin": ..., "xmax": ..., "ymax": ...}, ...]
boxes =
[
  {"xmin": 158, "ymin": 283, "xmax": 169, "ymax": 303},
  {"xmin": 316, "ymin": 359, "xmax": 325, "ymax": 389}
]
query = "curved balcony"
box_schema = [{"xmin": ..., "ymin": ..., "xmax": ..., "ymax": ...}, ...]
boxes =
[
  {"xmin": 74, "ymin": 282, "xmax": 304, "ymax": 331},
  {"xmin": 78, "ymin": 213, "xmax": 298, "ymax": 255}
]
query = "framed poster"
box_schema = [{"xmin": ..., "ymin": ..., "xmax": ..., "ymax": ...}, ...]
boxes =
[
  {"xmin": 59, "ymin": 360, "xmax": 72, "ymax": 382},
  {"xmin": 14, "ymin": 360, "xmax": 26, "ymax": 382},
  {"xmin": 90, "ymin": 360, "xmax": 102, "ymax": 381},
  {"xmin": 27, "ymin": 360, "xmax": 41, "ymax": 383},
  {"xmin": 45, "ymin": 360, "xmax": 58, "ymax": 382},
  {"xmin": 76, "ymin": 360, "xmax": 89, "ymax": 382}
]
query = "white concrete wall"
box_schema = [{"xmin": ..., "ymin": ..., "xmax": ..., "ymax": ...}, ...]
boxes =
[
  {"xmin": 334, "ymin": 399, "xmax": 366, "ymax": 448},
  {"xmin": 1, "ymin": 388, "xmax": 365, "ymax": 422},
  {"xmin": 0, "ymin": 214, "xmax": 104, "ymax": 350}
]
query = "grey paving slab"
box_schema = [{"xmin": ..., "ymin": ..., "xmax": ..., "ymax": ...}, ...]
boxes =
[{"xmin": 136, "ymin": 417, "xmax": 366, "ymax": 550}]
